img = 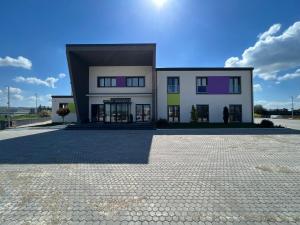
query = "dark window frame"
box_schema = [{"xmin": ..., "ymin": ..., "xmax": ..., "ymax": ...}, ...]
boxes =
[
  {"xmin": 196, "ymin": 77, "xmax": 208, "ymax": 94},
  {"xmin": 196, "ymin": 104, "xmax": 209, "ymax": 122},
  {"xmin": 167, "ymin": 77, "xmax": 180, "ymax": 94},
  {"xmin": 135, "ymin": 104, "xmax": 151, "ymax": 122},
  {"xmin": 59, "ymin": 103, "xmax": 68, "ymax": 109},
  {"xmin": 229, "ymin": 104, "xmax": 242, "ymax": 122},
  {"xmin": 91, "ymin": 104, "xmax": 105, "ymax": 122},
  {"xmin": 97, "ymin": 77, "xmax": 117, "ymax": 87},
  {"xmin": 167, "ymin": 105, "xmax": 180, "ymax": 123},
  {"xmin": 125, "ymin": 76, "xmax": 145, "ymax": 87},
  {"xmin": 229, "ymin": 77, "xmax": 241, "ymax": 94}
]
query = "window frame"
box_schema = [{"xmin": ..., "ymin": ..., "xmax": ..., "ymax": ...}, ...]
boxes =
[
  {"xmin": 125, "ymin": 76, "xmax": 145, "ymax": 87},
  {"xmin": 135, "ymin": 104, "xmax": 151, "ymax": 122},
  {"xmin": 229, "ymin": 104, "xmax": 242, "ymax": 122},
  {"xmin": 167, "ymin": 105, "xmax": 180, "ymax": 123},
  {"xmin": 59, "ymin": 103, "xmax": 68, "ymax": 109},
  {"xmin": 97, "ymin": 77, "xmax": 117, "ymax": 87},
  {"xmin": 196, "ymin": 77, "xmax": 208, "ymax": 94},
  {"xmin": 196, "ymin": 104, "xmax": 209, "ymax": 122},
  {"xmin": 167, "ymin": 77, "xmax": 180, "ymax": 94},
  {"xmin": 229, "ymin": 77, "xmax": 241, "ymax": 94}
]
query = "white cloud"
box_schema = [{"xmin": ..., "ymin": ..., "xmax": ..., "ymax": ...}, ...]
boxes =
[
  {"xmin": 5, "ymin": 86, "xmax": 22, "ymax": 94},
  {"xmin": 297, "ymin": 95, "xmax": 300, "ymax": 99},
  {"xmin": 0, "ymin": 56, "xmax": 32, "ymax": 69},
  {"xmin": 15, "ymin": 76, "xmax": 59, "ymax": 88},
  {"xmin": 253, "ymin": 84, "xmax": 262, "ymax": 92},
  {"xmin": 13, "ymin": 94, "xmax": 24, "ymax": 101},
  {"xmin": 58, "ymin": 73, "xmax": 66, "ymax": 78},
  {"xmin": 225, "ymin": 21, "xmax": 300, "ymax": 80},
  {"xmin": 277, "ymin": 68, "xmax": 300, "ymax": 81},
  {"xmin": 257, "ymin": 24, "xmax": 281, "ymax": 40}
]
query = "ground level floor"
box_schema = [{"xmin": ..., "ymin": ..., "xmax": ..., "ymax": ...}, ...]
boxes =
[{"xmin": 0, "ymin": 128, "xmax": 299, "ymax": 223}]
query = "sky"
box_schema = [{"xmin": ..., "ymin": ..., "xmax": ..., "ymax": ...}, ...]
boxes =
[{"xmin": 0, "ymin": 0, "xmax": 300, "ymax": 109}]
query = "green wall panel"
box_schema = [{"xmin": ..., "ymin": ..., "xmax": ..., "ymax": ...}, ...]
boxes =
[
  {"xmin": 68, "ymin": 102, "xmax": 76, "ymax": 113},
  {"xmin": 167, "ymin": 94, "xmax": 180, "ymax": 105}
]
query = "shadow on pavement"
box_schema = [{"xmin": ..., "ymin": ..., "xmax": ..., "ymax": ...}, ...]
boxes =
[{"xmin": 0, "ymin": 130, "xmax": 153, "ymax": 164}]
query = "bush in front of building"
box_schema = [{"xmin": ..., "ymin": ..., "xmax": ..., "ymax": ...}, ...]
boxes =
[
  {"xmin": 56, "ymin": 108, "xmax": 70, "ymax": 123},
  {"xmin": 190, "ymin": 105, "xmax": 198, "ymax": 123},
  {"xmin": 259, "ymin": 119, "xmax": 274, "ymax": 128},
  {"xmin": 223, "ymin": 106, "xmax": 229, "ymax": 124},
  {"xmin": 156, "ymin": 119, "xmax": 169, "ymax": 128}
]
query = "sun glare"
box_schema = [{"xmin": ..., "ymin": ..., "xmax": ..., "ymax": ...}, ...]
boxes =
[{"xmin": 153, "ymin": 0, "xmax": 167, "ymax": 8}]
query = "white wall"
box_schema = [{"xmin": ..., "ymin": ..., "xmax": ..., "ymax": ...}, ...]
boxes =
[
  {"xmin": 89, "ymin": 66, "xmax": 153, "ymax": 94},
  {"xmin": 89, "ymin": 95, "xmax": 152, "ymax": 122},
  {"xmin": 157, "ymin": 70, "xmax": 253, "ymax": 123},
  {"xmin": 51, "ymin": 97, "xmax": 77, "ymax": 123}
]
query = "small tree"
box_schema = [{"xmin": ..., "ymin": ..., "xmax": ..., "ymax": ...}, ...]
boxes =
[
  {"xmin": 223, "ymin": 106, "xmax": 229, "ymax": 124},
  {"xmin": 56, "ymin": 108, "xmax": 70, "ymax": 123},
  {"xmin": 191, "ymin": 105, "xmax": 198, "ymax": 123}
]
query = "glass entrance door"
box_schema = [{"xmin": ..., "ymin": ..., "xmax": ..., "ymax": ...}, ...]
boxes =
[
  {"xmin": 104, "ymin": 103, "xmax": 130, "ymax": 123},
  {"xmin": 136, "ymin": 104, "xmax": 151, "ymax": 122}
]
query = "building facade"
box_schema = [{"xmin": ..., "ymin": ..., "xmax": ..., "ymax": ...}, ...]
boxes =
[{"xmin": 52, "ymin": 44, "xmax": 253, "ymax": 124}]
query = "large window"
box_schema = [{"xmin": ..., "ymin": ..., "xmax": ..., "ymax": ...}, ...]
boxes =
[
  {"xmin": 229, "ymin": 105, "xmax": 242, "ymax": 122},
  {"xmin": 126, "ymin": 77, "xmax": 145, "ymax": 87},
  {"xmin": 196, "ymin": 77, "xmax": 208, "ymax": 94},
  {"xmin": 167, "ymin": 77, "xmax": 180, "ymax": 93},
  {"xmin": 229, "ymin": 77, "xmax": 241, "ymax": 94},
  {"xmin": 196, "ymin": 105, "xmax": 209, "ymax": 122},
  {"xmin": 97, "ymin": 77, "xmax": 117, "ymax": 87},
  {"xmin": 168, "ymin": 105, "xmax": 180, "ymax": 122},
  {"xmin": 136, "ymin": 104, "xmax": 151, "ymax": 122}
]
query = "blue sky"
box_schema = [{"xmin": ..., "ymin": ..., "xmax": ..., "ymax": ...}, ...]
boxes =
[{"xmin": 0, "ymin": 0, "xmax": 300, "ymax": 109}]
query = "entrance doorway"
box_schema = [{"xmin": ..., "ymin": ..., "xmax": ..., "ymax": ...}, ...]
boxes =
[{"xmin": 104, "ymin": 103, "xmax": 131, "ymax": 123}]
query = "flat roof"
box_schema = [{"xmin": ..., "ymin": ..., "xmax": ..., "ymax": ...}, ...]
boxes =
[
  {"xmin": 156, "ymin": 67, "xmax": 254, "ymax": 71},
  {"xmin": 52, "ymin": 95, "xmax": 73, "ymax": 98},
  {"xmin": 66, "ymin": 43, "xmax": 156, "ymax": 66}
]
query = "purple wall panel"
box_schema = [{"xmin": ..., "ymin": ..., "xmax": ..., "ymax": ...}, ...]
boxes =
[
  {"xmin": 207, "ymin": 76, "xmax": 229, "ymax": 94},
  {"xmin": 116, "ymin": 76, "xmax": 126, "ymax": 87}
]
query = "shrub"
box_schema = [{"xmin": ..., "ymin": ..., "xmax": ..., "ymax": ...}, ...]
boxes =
[
  {"xmin": 223, "ymin": 106, "xmax": 229, "ymax": 124},
  {"xmin": 260, "ymin": 119, "xmax": 274, "ymax": 128},
  {"xmin": 39, "ymin": 110, "xmax": 50, "ymax": 117},
  {"xmin": 56, "ymin": 108, "xmax": 70, "ymax": 123},
  {"xmin": 156, "ymin": 119, "xmax": 169, "ymax": 128},
  {"xmin": 190, "ymin": 105, "xmax": 198, "ymax": 123}
]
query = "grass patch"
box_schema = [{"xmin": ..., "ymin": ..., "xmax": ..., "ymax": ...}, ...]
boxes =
[{"xmin": 0, "ymin": 114, "xmax": 49, "ymax": 121}]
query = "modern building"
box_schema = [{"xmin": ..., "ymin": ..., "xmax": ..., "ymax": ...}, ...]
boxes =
[{"xmin": 52, "ymin": 44, "xmax": 253, "ymax": 124}]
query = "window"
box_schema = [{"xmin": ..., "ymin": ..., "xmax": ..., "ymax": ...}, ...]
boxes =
[
  {"xmin": 229, "ymin": 77, "xmax": 241, "ymax": 93},
  {"xmin": 196, "ymin": 77, "xmax": 208, "ymax": 93},
  {"xmin": 196, "ymin": 105, "xmax": 209, "ymax": 122},
  {"xmin": 229, "ymin": 105, "xmax": 242, "ymax": 122},
  {"xmin": 136, "ymin": 104, "xmax": 151, "ymax": 122},
  {"xmin": 97, "ymin": 77, "xmax": 117, "ymax": 87},
  {"xmin": 91, "ymin": 104, "xmax": 104, "ymax": 122},
  {"xmin": 168, "ymin": 105, "xmax": 180, "ymax": 122},
  {"xmin": 167, "ymin": 77, "xmax": 180, "ymax": 93},
  {"xmin": 126, "ymin": 77, "xmax": 145, "ymax": 87},
  {"xmin": 59, "ymin": 103, "xmax": 68, "ymax": 109}
]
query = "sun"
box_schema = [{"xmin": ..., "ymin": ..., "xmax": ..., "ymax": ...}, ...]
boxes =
[{"xmin": 153, "ymin": 0, "xmax": 167, "ymax": 8}]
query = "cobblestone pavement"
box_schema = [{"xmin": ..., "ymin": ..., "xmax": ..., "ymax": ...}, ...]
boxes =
[{"xmin": 0, "ymin": 129, "xmax": 299, "ymax": 224}]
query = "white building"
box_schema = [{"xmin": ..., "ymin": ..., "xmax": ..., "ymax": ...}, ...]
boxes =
[{"xmin": 52, "ymin": 44, "xmax": 253, "ymax": 124}]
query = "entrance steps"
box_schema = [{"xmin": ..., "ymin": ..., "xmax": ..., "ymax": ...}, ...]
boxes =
[{"xmin": 66, "ymin": 122, "xmax": 154, "ymax": 130}]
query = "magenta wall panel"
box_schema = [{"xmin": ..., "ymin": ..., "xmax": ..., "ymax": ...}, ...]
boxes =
[
  {"xmin": 207, "ymin": 76, "xmax": 229, "ymax": 94},
  {"xmin": 116, "ymin": 76, "xmax": 126, "ymax": 87}
]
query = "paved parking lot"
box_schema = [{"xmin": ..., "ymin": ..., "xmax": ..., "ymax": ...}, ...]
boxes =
[{"xmin": 0, "ymin": 127, "xmax": 300, "ymax": 224}]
